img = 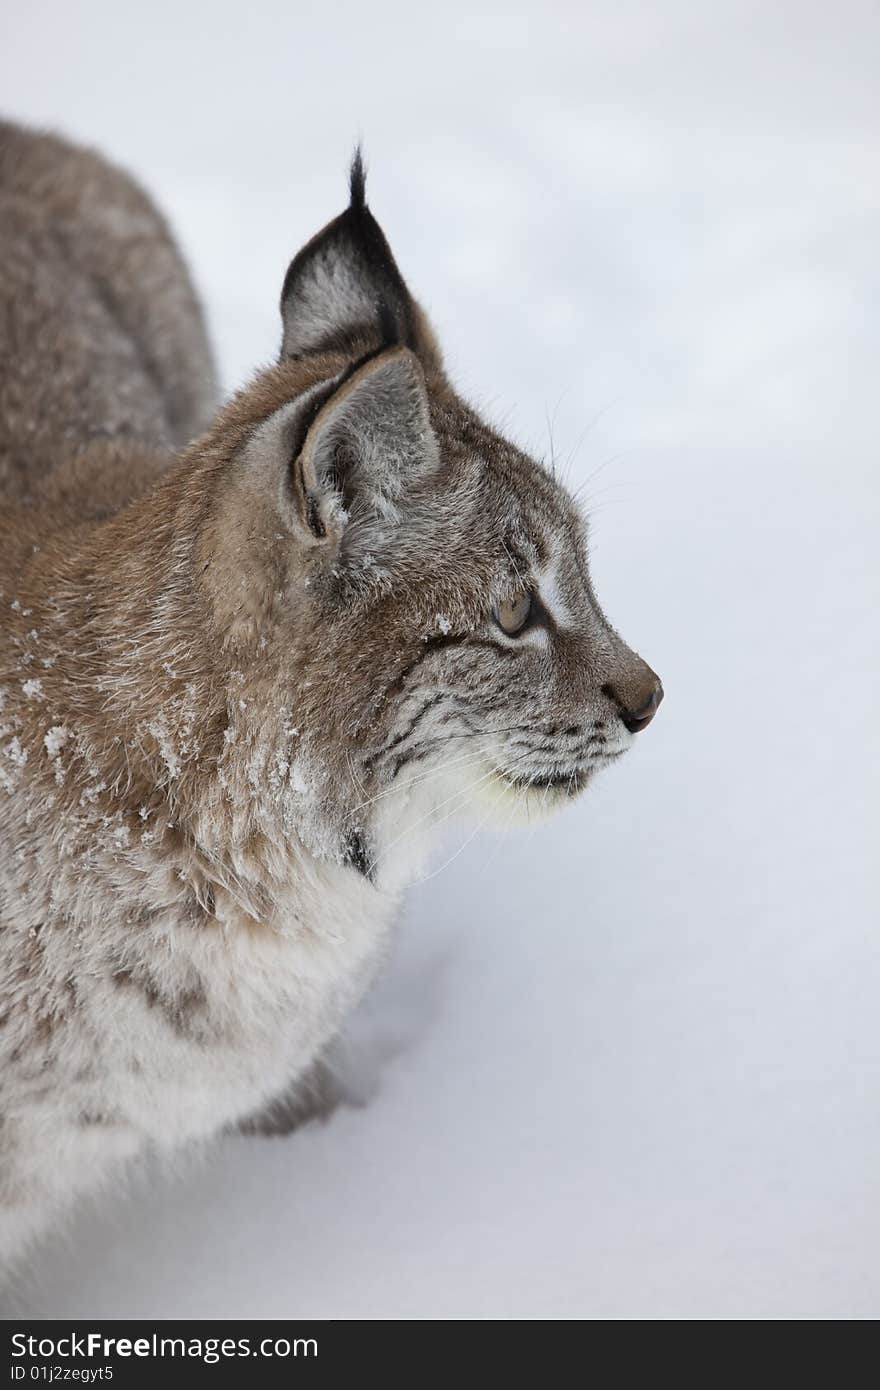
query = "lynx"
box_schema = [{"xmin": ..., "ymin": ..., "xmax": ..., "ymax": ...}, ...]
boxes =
[{"xmin": 0, "ymin": 121, "xmax": 662, "ymax": 1265}]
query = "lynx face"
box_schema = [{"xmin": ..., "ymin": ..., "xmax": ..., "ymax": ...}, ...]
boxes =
[{"xmin": 200, "ymin": 156, "xmax": 661, "ymax": 881}]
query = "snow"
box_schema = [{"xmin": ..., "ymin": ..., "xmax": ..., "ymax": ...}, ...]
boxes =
[
  {"xmin": 3, "ymin": 0, "xmax": 878, "ymax": 1320},
  {"xmin": 145, "ymin": 716, "xmax": 182, "ymax": 781},
  {"xmin": 43, "ymin": 725, "xmax": 69, "ymax": 760},
  {"xmin": 3, "ymin": 738, "xmax": 28, "ymax": 770}
]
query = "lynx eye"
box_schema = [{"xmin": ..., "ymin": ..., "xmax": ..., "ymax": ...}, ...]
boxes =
[{"xmin": 493, "ymin": 591, "xmax": 533, "ymax": 636}]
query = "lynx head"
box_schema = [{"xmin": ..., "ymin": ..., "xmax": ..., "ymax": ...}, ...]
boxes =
[{"xmin": 199, "ymin": 154, "xmax": 662, "ymax": 883}]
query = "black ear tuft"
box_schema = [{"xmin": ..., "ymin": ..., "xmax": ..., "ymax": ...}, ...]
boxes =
[
  {"xmin": 280, "ymin": 148, "xmax": 419, "ymax": 359},
  {"xmin": 349, "ymin": 146, "xmax": 367, "ymax": 212}
]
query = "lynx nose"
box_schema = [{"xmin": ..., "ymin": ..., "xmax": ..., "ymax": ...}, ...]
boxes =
[
  {"xmin": 621, "ymin": 681, "xmax": 663, "ymax": 732},
  {"xmin": 604, "ymin": 665, "xmax": 664, "ymax": 733}
]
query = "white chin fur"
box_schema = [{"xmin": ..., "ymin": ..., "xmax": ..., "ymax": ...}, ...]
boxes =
[{"xmin": 471, "ymin": 770, "xmax": 580, "ymax": 827}]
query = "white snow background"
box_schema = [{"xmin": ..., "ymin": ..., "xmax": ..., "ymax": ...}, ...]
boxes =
[{"xmin": 2, "ymin": 0, "xmax": 878, "ymax": 1319}]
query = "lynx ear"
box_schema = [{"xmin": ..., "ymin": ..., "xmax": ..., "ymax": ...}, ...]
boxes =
[
  {"xmin": 281, "ymin": 152, "xmax": 418, "ymax": 358},
  {"xmin": 291, "ymin": 345, "xmax": 439, "ymax": 550}
]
